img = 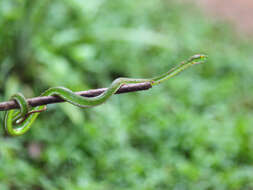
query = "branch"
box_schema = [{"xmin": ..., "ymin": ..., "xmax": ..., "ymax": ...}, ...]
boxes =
[{"xmin": 0, "ymin": 82, "xmax": 152, "ymax": 111}]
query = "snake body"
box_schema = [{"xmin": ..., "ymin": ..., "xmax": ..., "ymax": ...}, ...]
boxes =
[{"xmin": 4, "ymin": 54, "xmax": 207, "ymax": 136}]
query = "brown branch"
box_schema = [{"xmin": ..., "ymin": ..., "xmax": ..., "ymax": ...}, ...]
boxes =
[{"xmin": 0, "ymin": 82, "xmax": 152, "ymax": 111}]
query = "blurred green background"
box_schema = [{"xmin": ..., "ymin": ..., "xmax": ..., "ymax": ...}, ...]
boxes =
[{"xmin": 1, "ymin": 0, "xmax": 253, "ymax": 189}]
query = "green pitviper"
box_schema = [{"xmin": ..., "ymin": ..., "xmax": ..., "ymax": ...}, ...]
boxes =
[{"xmin": 4, "ymin": 54, "xmax": 207, "ymax": 136}]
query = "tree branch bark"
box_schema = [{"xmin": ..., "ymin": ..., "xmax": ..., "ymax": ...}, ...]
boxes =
[{"xmin": 0, "ymin": 82, "xmax": 152, "ymax": 111}]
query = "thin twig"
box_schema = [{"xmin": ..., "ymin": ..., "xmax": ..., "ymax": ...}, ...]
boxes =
[{"xmin": 0, "ymin": 82, "xmax": 152, "ymax": 111}]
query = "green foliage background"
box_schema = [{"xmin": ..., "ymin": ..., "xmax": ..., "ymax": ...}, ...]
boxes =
[{"xmin": 1, "ymin": 0, "xmax": 253, "ymax": 189}]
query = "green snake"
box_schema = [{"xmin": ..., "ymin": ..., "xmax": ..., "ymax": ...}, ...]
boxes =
[{"xmin": 4, "ymin": 54, "xmax": 207, "ymax": 136}]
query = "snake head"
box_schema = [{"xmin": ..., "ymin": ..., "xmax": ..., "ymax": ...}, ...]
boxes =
[{"xmin": 188, "ymin": 54, "xmax": 208, "ymax": 65}]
